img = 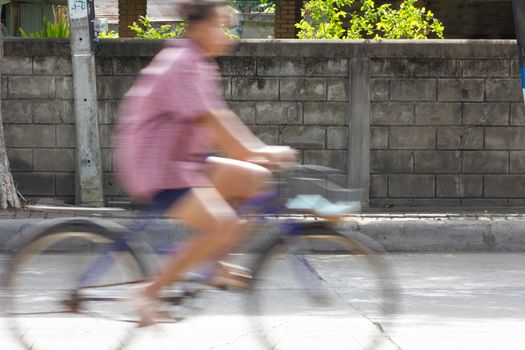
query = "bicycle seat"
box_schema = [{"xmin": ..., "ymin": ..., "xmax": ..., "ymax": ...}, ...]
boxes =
[{"xmin": 285, "ymin": 195, "xmax": 361, "ymax": 216}]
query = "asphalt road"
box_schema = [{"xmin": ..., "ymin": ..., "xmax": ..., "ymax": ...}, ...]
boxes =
[{"xmin": 1, "ymin": 253, "xmax": 525, "ymax": 350}]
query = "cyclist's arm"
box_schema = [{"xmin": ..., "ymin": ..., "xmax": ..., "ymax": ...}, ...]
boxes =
[{"xmin": 204, "ymin": 108, "xmax": 266, "ymax": 161}]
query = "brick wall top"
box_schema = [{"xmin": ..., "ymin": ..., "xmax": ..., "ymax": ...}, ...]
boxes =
[{"xmin": 3, "ymin": 38, "xmax": 521, "ymax": 59}]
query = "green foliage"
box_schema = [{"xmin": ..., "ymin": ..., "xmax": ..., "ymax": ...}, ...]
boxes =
[
  {"xmin": 20, "ymin": 6, "xmax": 69, "ymax": 38},
  {"xmin": 128, "ymin": 16, "xmax": 239, "ymax": 39},
  {"xmin": 296, "ymin": 0, "xmax": 444, "ymax": 40},
  {"xmin": 98, "ymin": 31, "xmax": 119, "ymax": 38},
  {"xmin": 129, "ymin": 16, "xmax": 186, "ymax": 39}
]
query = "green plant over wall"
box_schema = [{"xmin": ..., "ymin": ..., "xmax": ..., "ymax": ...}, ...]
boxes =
[
  {"xmin": 296, "ymin": 0, "xmax": 444, "ymax": 39},
  {"xmin": 128, "ymin": 16, "xmax": 186, "ymax": 39},
  {"xmin": 102, "ymin": 15, "xmax": 239, "ymax": 39},
  {"xmin": 99, "ymin": 30, "xmax": 119, "ymax": 38},
  {"xmin": 20, "ymin": 5, "xmax": 69, "ymax": 38}
]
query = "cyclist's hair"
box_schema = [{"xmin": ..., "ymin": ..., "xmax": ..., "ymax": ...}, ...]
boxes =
[{"xmin": 178, "ymin": 0, "xmax": 229, "ymax": 24}]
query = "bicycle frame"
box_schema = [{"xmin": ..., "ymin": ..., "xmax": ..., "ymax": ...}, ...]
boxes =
[{"xmin": 74, "ymin": 190, "xmax": 305, "ymax": 290}]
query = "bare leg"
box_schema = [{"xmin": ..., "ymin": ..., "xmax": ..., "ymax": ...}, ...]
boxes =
[
  {"xmin": 143, "ymin": 157, "xmax": 271, "ymax": 299},
  {"xmin": 143, "ymin": 187, "xmax": 246, "ymax": 298}
]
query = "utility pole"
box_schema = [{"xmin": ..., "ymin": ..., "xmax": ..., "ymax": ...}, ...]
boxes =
[{"xmin": 67, "ymin": 0, "xmax": 104, "ymax": 206}]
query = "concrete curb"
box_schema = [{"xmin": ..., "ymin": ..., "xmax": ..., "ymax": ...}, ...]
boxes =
[
  {"xmin": 356, "ymin": 217, "xmax": 525, "ymax": 252},
  {"xmin": 1, "ymin": 212, "xmax": 525, "ymax": 252}
]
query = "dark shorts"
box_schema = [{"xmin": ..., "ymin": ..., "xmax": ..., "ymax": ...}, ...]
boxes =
[{"xmin": 152, "ymin": 188, "xmax": 191, "ymax": 212}]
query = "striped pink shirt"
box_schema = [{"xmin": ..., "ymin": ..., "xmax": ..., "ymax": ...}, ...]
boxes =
[{"xmin": 114, "ymin": 40, "xmax": 225, "ymax": 200}]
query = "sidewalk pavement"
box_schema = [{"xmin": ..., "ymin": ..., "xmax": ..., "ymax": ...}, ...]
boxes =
[{"xmin": 1, "ymin": 206, "xmax": 525, "ymax": 252}]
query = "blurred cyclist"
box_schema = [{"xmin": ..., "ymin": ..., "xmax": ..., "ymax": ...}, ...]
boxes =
[{"xmin": 114, "ymin": 0, "xmax": 296, "ymax": 325}]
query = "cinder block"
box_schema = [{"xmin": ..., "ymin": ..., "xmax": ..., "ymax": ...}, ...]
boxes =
[
  {"xmin": 463, "ymin": 103, "xmax": 509, "ymax": 126},
  {"xmin": 370, "ymin": 79, "xmax": 389, "ymax": 101},
  {"xmin": 461, "ymin": 199, "xmax": 509, "ymax": 207},
  {"xmin": 391, "ymin": 79, "xmax": 436, "ymax": 101},
  {"xmin": 113, "ymin": 57, "xmax": 146, "ymax": 76},
  {"xmin": 55, "ymin": 172, "xmax": 75, "ymax": 196},
  {"xmin": 257, "ymin": 58, "xmax": 304, "ymax": 76},
  {"xmin": 511, "ymin": 103, "xmax": 525, "ymax": 125},
  {"xmin": 370, "ymin": 150, "xmax": 413, "ymax": 173},
  {"xmin": 371, "ymin": 102, "xmax": 413, "ymax": 125},
  {"xmin": 303, "ymin": 150, "xmax": 347, "ymax": 171},
  {"xmin": 55, "ymin": 77, "xmax": 74, "ymax": 99},
  {"xmin": 5, "ymin": 125, "xmax": 55, "ymax": 147},
  {"xmin": 34, "ymin": 149, "xmax": 75, "ymax": 171},
  {"xmin": 97, "ymin": 76, "xmax": 135, "ymax": 99},
  {"xmin": 2, "ymin": 76, "xmax": 7, "ymax": 99},
  {"xmin": 33, "ymin": 100, "xmax": 74, "ymax": 124},
  {"xmin": 486, "ymin": 79, "xmax": 522, "ymax": 102},
  {"xmin": 2, "ymin": 57, "xmax": 32, "ymax": 75},
  {"xmin": 110, "ymin": 100, "xmax": 122, "ymax": 124},
  {"xmin": 414, "ymin": 59, "xmax": 460, "ymax": 77},
  {"xmin": 98, "ymin": 125, "xmax": 113, "ymax": 148},
  {"xmin": 303, "ymin": 102, "xmax": 347, "ymax": 125},
  {"xmin": 415, "ymin": 103, "xmax": 461, "ymax": 125},
  {"xmin": 13, "ymin": 172, "xmax": 55, "ymax": 196},
  {"xmin": 412, "ymin": 198, "xmax": 461, "ymax": 207},
  {"xmin": 56, "ymin": 125, "xmax": 76, "ymax": 148},
  {"xmin": 218, "ymin": 57, "xmax": 256, "ymax": 76},
  {"xmin": 101, "ymin": 148, "xmax": 113, "ymax": 172},
  {"xmin": 280, "ymin": 78, "xmax": 326, "ymax": 101},
  {"xmin": 9, "ymin": 76, "xmax": 56, "ymax": 99},
  {"xmin": 33, "ymin": 56, "xmax": 72, "ymax": 75},
  {"xmin": 103, "ymin": 172, "xmax": 127, "ymax": 196},
  {"xmin": 370, "ymin": 198, "xmax": 416, "ymax": 208},
  {"xmin": 370, "ymin": 127, "xmax": 388, "ymax": 149},
  {"xmin": 6, "ymin": 149, "xmax": 33, "ymax": 171},
  {"xmin": 256, "ymin": 102, "xmax": 302, "ymax": 124},
  {"xmin": 436, "ymin": 175, "xmax": 482, "ymax": 198},
  {"xmin": 97, "ymin": 101, "xmax": 113, "ymax": 125},
  {"xmin": 389, "ymin": 127, "xmax": 435, "ymax": 149},
  {"xmin": 327, "ymin": 126, "xmax": 348, "ymax": 149},
  {"xmin": 250, "ymin": 125, "xmax": 279, "ymax": 144},
  {"xmin": 485, "ymin": 127, "xmax": 525, "ymax": 150},
  {"xmin": 462, "ymin": 151, "xmax": 508, "ymax": 173},
  {"xmin": 305, "ymin": 58, "xmax": 348, "ymax": 76},
  {"xmin": 2, "ymin": 100, "xmax": 33, "ymax": 124},
  {"xmin": 279, "ymin": 126, "xmax": 326, "ymax": 149},
  {"xmin": 461, "ymin": 59, "xmax": 510, "ymax": 77},
  {"xmin": 95, "ymin": 57, "xmax": 114, "ymax": 75},
  {"xmin": 485, "ymin": 175, "xmax": 525, "ymax": 197},
  {"xmin": 370, "ymin": 174, "xmax": 388, "ymax": 198},
  {"xmin": 437, "ymin": 127, "xmax": 483, "ymax": 150},
  {"xmin": 510, "ymin": 151, "xmax": 525, "ymax": 173},
  {"xmin": 231, "ymin": 78, "xmax": 279, "ymax": 100},
  {"xmin": 221, "ymin": 78, "xmax": 231, "ymax": 100},
  {"xmin": 437, "ymin": 79, "xmax": 484, "ymax": 102},
  {"xmin": 414, "ymin": 151, "xmax": 461, "ymax": 173},
  {"xmin": 228, "ymin": 102, "xmax": 255, "ymax": 124},
  {"xmin": 327, "ymin": 79, "xmax": 348, "ymax": 101},
  {"xmin": 511, "ymin": 58, "xmax": 520, "ymax": 77},
  {"xmin": 388, "ymin": 174, "xmax": 434, "ymax": 197},
  {"xmin": 370, "ymin": 59, "xmax": 415, "ymax": 77}
]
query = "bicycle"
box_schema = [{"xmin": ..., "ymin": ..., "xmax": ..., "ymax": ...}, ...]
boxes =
[{"xmin": 2, "ymin": 165, "xmax": 397, "ymax": 350}]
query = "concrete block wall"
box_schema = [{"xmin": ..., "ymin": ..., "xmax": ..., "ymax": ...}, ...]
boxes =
[
  {"xmin": 220, "ymin": 56, "xmax": 350, "ymax": 173},
  {"xmin": 2, "ymin": 39, "xmax": 525, "ymax": 208},
  {"xmin": 370, "ymin": 56, "xmax": 525, "ymax": 207}
]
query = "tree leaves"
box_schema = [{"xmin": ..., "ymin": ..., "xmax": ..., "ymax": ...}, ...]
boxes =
[{"xmin": 296, "ymin": 0, "xmax": 445, "ymax": 40}]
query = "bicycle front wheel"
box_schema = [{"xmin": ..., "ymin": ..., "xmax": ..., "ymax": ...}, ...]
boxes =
[
  {"xmin": 247, "ymin": 223, "xmax": 397, "ymax": 350},
  {"xmin": 3, "ymin": 219, "xmax": 148, "ymax": 350}
]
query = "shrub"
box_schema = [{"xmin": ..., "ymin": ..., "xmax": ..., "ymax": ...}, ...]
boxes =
[
  {"xmin": 296, "ymin": 0, "xmax": 444, "ymax": 39},
  {"xmin": 20, "ymin": 5, "xmax": 69, "ymax": 38}
]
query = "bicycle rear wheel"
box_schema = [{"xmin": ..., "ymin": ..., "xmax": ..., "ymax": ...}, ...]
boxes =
[
  {"xmin": 3, "ymin": 219, "xmax": 148, "ymax": 350},
  {"xmin": 247, "ymin": 223, "xmax": 397, "ymax": 350}
]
